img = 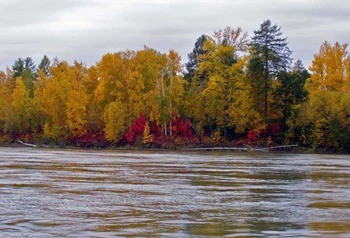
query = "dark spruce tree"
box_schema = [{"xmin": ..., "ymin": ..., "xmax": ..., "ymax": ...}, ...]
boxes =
[
  {"xmin": 12, "ymin": 57, "xmax": 37, "ymax": 96},
  {"xmin": 272, "ymin": 60, "xmax": 309, "ymax": 133},
  {"xmin": 185, "ymin": 34, "xmax": 208, "ymax": 83},
  {"xmin": 12, "ymin": 58, "xmax": 25, "ymax": 78},
  {"xmin": 38, "ymin": 55, "xmax": 51, "ymax": 77},
  {"xmin": 248, "ymin": 19, "xmax": 292, "ymax": 119},
  {"xmin": 12, "ymin": 57, "xmax": 37, "ymax": 78},
  {"xmin": 24, "ymin": 57, "xmax": 36, "ymax": 73}
]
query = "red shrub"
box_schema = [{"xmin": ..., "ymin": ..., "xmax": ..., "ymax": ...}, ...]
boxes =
[
  {"xmin": 124, "ymin": 115, "xmax": 163, "ymax": 145},
  {"xmin": 69, "ymin": 132, "xmax": 109, "ymax": 147},
  {"xmin": 170, "ymin": 118, "xmax": 193, "ymax": 138},
  {"xmin": 152, "ymin": 135, "xmax": 174, "ymax": 148},
  {"xmin": 261, "ymin": 128, "xmax": 268, "ymax": 138},
  {"xmin": 247, "ymin": 130, "xmax": 259, "ymax": 144},
  {"xmin": 149, "ymin": 122, "xmax": 163, "ymax": 137},
  {"xmin": 124, "ymin": 115, "xmax": 147, "ymax": 144},
  {"xmin": 271, "ymin": 122, "xmax": 281, "ymax": 136},
  {"xmin": 124, "ymin": 130, "xmax": 136, "ymax": 144},
  {"xmin": 124, "ymin": 116, "xmax": 196, "ymax": 146}
]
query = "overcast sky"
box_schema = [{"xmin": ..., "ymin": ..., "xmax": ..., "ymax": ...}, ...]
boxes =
[{"xmin": 0, "ymin": 0, "xmax": 349, "ymax": 71}]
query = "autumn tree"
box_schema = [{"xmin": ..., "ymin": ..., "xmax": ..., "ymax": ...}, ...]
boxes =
[
  {"xmin": 164, "ymin": 50, "xmax": 184, "ymax": 136},
  {"xmin": 142, "ymin": 121, "xmax": 153, "ymax": 144},
  {"xmin": 83, "ymin": 66, "xmax": 103, "ymax": 133},
  {"xmin": 103, "ymin": 101, "xmax": 127, "ymax": 142},
  {"xmin": 66, "ymin": 62, "xmax": 90, "ymax": 137},
  {"xmin": 95, "ymin": 52, "xmax": 129, "ymax": 117},
  {"xmin": 0, "ymin": 69, "xmax": 16, "ymax": 135},
  {"xmin": 95, "ymin": 48, "xmax": 185, "ymax": 141},
  {"xmin": 294, "ymin": 92, "xmax": 350, "ymax": 151},
  {"xmin": 306, "ymin": 41, "xmax": 350, "ymax": 96},
  {"xmin": 4, "ymin": 78, "xmax": 32, "ymax": 136},
  {"xmin": 35, "ymin": 61, "xmax": 88, "ymax": 140},
  {"xmin": 131, "ymin": 48, "xmax": 162, "ymax": 124},
  {"xmin": 31, "ymin": 70, "xmax": 48, "ymax": 133},
  {"xmin": 292, "ymin": 41, "xmax": 350, "ymax": 152},
  {"xmin": 195, "ymin": 27, "xmax": 261, "ymax": 139},
  {"xmin": 35, "ymin": 62, "xmax": 70, "ymax": 140}
]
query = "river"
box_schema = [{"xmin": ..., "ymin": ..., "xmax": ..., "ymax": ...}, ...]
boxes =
[{"xmin": 0, "ymin": 147, "xmax": 349, "ymax": 237}]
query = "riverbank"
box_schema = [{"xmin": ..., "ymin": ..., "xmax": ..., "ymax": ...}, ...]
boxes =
[
  {"xmin": 0, "ymin": 139, "xmax": 329, "ymax": 154},
  {"xmin": 1, "ymin": 133, "xmax": 347, "ymax": 154}
]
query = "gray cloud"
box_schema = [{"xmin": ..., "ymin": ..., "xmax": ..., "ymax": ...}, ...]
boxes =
[
  {"xmin": 0, "ymin": 0, "xmax": 349, "ymax": 70},
  {"xmin": 0, "ymin": 0, "xmax": 93, "ymax": 28}
]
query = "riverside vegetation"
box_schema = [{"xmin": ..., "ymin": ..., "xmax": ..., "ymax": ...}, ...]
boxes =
[{"xmin": 1, "ymin": 20, "xmax": 350, "ymax": 152}]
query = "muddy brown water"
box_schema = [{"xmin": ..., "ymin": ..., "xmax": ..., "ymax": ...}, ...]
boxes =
[{"xmin": 0, "ymin": 148, "xmax": 349, "ymax": 237}]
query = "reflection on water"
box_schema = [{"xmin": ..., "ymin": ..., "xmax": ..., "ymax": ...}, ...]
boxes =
[{"xmin": 0, "ymin": 148, "xmax": 349, "ymax": 237}]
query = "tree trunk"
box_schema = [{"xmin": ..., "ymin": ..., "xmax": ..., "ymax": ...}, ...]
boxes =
[
  {"xmin": 169, "ymin": 75, "xmax": 173, "ymax": 137},
  {"xmin": 264, "ymin": 34, "xmax": 269, "ymax": 118}
]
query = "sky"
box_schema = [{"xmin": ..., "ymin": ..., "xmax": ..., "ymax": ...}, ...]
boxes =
[{"xmin": 0, "ymin": 0, "xmax": 349, "ymax": 71}]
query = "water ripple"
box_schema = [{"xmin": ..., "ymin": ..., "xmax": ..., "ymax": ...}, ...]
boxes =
[{"xmin": 0, "ymin": 148, "xmax": 349, "ymax": 237}]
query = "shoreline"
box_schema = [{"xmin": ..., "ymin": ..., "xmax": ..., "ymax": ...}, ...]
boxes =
[{"xmin": 2, "ymin": 141, "xmax": 345, "ymax": 155}]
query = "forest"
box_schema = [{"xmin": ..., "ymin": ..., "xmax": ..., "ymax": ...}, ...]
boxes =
[{"xmin": 0, "ymin": 20, "xmax": 349, "ymax": 152}]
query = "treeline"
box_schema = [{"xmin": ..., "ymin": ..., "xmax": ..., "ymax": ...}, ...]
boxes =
[{"xmin": 0, "ymin": 20, "xmax": 350, "ymax": 152}]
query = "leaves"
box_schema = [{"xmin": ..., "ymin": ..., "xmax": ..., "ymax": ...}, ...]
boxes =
[
  {"xmin": 0, "ymin": 22, "xmax": 349, "ymax": 151},
  {"xmin": 307, "ymin": 41, "xmax": 350, "ymax": 96},
  {"xmin": 103, "ymin": 101, "xmax": 127, "ymax": 143}
]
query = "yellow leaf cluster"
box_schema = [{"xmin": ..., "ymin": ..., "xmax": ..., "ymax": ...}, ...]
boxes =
[{"xmin": 307, "ymin": 41, "xmax": 350, "ymax": 97}]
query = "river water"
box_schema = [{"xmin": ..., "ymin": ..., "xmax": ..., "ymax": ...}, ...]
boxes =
[{"xmin": 0, "ymin": 148, "xmax": 349, "ymax": 237}]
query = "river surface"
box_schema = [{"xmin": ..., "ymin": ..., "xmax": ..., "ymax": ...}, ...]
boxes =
[{"xmin": 0, "ymin": 148, "xmax": 349, "ymax": 237}]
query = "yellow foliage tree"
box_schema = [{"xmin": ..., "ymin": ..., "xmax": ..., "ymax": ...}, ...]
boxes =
[
  {"xmin": 142, "ymin": 121, "xmax": 153, "ymax": 144},
  {"xmin": 66, "ymin": 89, "xmax": 89, "ymax": 136},
  {"xmin": 196, "ymin": 27, "xmax": 261, "ymax": 137},
  {"xmin": 307, "ymin": 41, "xmax": 350, "ymax": 96},
  {"xmin": 6, "ymin": 78, "xmax": 32, "ymax": 135},
  {"xmin": 0, "ymin": 69, "xmax": 15, "ymax": 133},
  {"xmin": 103, "ymin": 101, "xmax": 127, "ymax": 142},
  {"xmin": 84, "ymin": 66, "xmax": 104, "ymax": 133},
  {"xmin": 33, "ymin": 61, "xmax": 94, "ymax": 140}
]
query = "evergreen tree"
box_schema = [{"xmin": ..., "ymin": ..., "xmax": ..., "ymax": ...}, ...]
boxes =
[
  {"xmin": 248, "ymin": 19, "xmax": 292, "ymax": 119},
  {"xmin": 12, "ymin": 57, "xmax": 37, "ymax": 95},
  {"xmin": 38, "ymin": 55, "xmax": 51, "ymax": 77},
  {"xmin": 24, "ymin": 57, "xmax": 36, "ymax": 73},
  {"xmin": 293, "ymin": 59, "xmax": 305, "ymax": 74},
  {"xmin": 12, "ymin": 58, "xmax": 25, "ymax": 78},
  {"xmin": 273, "ymin": 60, "xmax": 309, "ymax": 131},
  {"xmin": 185, "ymin": 34, "xmax": 208, "ymax": 83}
]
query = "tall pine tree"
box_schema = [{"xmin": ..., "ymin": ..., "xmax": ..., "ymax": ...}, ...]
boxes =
[{"xmin": 248, "ymin": 19, "xmax": 292, "ymax": 119}]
